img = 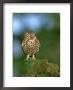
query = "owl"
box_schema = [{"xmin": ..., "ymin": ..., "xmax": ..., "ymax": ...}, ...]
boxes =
[{"xmin": 21, "ymin": 31, "xmax": 40, "ymax": 60}]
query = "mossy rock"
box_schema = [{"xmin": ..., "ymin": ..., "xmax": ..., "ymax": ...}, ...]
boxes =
[
  {"xmin": 25, "ymin": 59, "xmax": 60, "ymax": 77},
  {"xmin": 46, "ymin": 63, "xmax": 60, "ymax": 77}
]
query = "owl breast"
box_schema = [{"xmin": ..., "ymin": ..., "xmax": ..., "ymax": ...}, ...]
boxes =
[{"xmin": 22, "ymin": 39, "xmax": 40, "ymax": 56}]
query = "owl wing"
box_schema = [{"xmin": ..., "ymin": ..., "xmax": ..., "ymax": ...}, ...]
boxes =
[
  {"xmin": 21, "ymin": 39, "xmax": 27, "ymax": 48},
  {"xmin": 35, "ymin": 38, "xmax": 40, "ymax": 47},
  {"xmin": 21, "ymin": 39, "xmax": 27, "ymax": 54},
  {"xmin": 21, "ymin": 40, "xmax": 24, "ymax": 48}
]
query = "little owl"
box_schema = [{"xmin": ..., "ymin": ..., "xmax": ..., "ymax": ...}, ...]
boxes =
[{"xmin": 21, "ymin": 31, "xmax": 40, "ymax": 60}]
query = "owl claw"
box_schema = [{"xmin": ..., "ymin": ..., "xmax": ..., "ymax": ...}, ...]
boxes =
[
  {"xmin": 26, "ymin": 55, "xmax": 35, "ymax": 61},
  {"xmin": 26, "ymin": 55, "xmax": 29, "ymax": 61},
  {"xmin": 32, "ymin": 55, "xmax": 35, "ymax": 60}
]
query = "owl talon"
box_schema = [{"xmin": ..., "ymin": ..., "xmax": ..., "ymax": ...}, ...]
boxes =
[
  {"xmin": 32, "ymin": 55, "xmax": 35, "ymax": 60},
  {"xmin": 26, "ymin": 55, "xmax": 29, "ymax": 61}
]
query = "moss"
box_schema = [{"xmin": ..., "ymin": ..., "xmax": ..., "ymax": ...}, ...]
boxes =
[{"xmin": 24, "ymin": 59, "xmax": 60, "ymax": 77}]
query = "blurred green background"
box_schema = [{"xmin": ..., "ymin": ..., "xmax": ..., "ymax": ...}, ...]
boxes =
[{"xmin": 13, "ymin": 13, "xmax": 60, "ymax": 77}]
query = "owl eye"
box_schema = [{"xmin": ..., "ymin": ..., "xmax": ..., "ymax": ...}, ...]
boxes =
[
  {"xmin": 25, "ymin": 33, "xmax": 28, "ymax": 35},
  {"xmin": 25, "ymin": 33, "xmax": 29, "ymax": 37}
]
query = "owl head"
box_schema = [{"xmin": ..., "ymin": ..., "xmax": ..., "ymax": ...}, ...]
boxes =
[{"xmin": 24, "ymin": 31, "xmax": 36, "ymax": 39}]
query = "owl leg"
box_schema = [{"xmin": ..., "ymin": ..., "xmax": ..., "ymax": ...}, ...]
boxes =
[
  {"xmin": 26, "ymin": 55, "xmax": 29, "ymax": 61},
  {"xmin": 32, "ymin": 55, "xmax": 35, "ymax": 60}
]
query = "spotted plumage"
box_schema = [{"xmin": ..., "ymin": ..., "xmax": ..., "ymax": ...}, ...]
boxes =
[{"xmin": 21, "ymin": 31, "xmax": 40, "ymax": 60}]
